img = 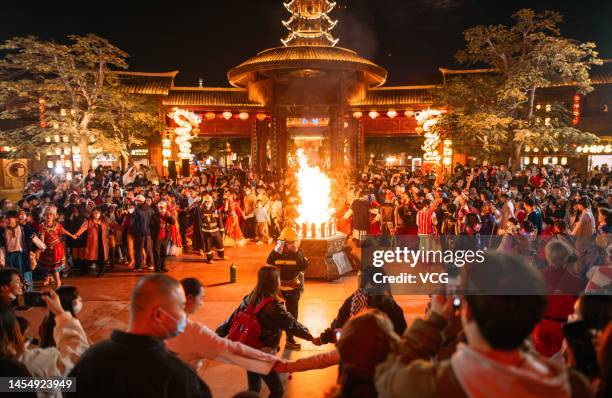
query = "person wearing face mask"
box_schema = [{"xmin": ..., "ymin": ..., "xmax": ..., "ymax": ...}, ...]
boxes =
[
  {"xmin": 265, "ymin": 227, "xmax": 309, "ymax": 351},
  {"xmin": 38, "ymin": 286, "xmax": 86, "ymax": 348},
  {"xmin": 132, "ymin": 194, "xmax": 156, "ymax": 271},
  {"xmin": 150, "ymin": 201, "xmax": 174, "ymax": 273},
  {"xmin": 166, "ymin": 278, "xmax": 281, "ymax": 378},
  {"xmin": 0, "ymin": 289, "xmax": 89, "ymax": 398},
  {"xmin": 192, "ymin": 195, "xmax": 227, "ymax": 264},
  {"xmin": 74, "ymin": 208, "xmax": 109, "ymax": 277},
  {"xmin": 67, "ymin": 274, "xmax": 212, "ymax": 398},
  {"xmin": 0, "ymin": 268, "xmax": 24, "ymax": 306}
]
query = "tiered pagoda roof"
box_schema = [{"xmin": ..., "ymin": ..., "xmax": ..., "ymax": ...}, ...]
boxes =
[{"xmin": 227, "ymin": 45, "xmax": 387, "ymax": 88}]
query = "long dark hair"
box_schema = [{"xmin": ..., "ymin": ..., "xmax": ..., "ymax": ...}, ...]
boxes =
[
  {"xmin": 599, "ymin": 323, "xmax": 612, "ymax": 398},
  {"xmin": 0, "ymin": 304, "xmax": 24, "ymax": 358},
  {"xmin": 248, "ymin": 266, "xmax": 280, "ymax": 306},
  {"xmin": 39, "ymin": 286, "xmax": 79, "ymax": 348}
]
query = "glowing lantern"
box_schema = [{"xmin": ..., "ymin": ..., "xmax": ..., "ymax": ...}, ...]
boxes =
[
  {"xmin": 368, "ymin": 111, "xmax": 379, "ymax": 119},
  {"xmin": 352, "ymin": 111, "xmax": 363, "ymax": 119},
  {"xmin": 222, "ymin": 111, "xmax": 233, "ymax": 120},
  {"xmin": 238, "ymin": 112, "xmax": 249, "ymax": 121},
  {"xmin": 404, "ymin": 110, "xmax": 414, "ymax": 117},
  {"xmin": 46, "ymin": 161, "xmax": 53, "ymax": 169},
  {"xmin": 256, "ymin": 113, "xmax": 267, "ymax": 121},
  {"xmin": 387, "ymin": 110, "xmax": 397, "ymax": 118},
  {"xmin": 205, "ymin": 112, "xmax": 216, "ymax": 120}
]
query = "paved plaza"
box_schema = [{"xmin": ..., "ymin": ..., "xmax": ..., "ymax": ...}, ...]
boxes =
[{"xmin": 18, "ymin": 243, "xmax": 428, "ymax": 397}]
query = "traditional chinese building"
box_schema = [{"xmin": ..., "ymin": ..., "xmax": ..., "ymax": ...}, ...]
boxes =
[
  {"xmin": 119, "ymin": 0, "xmax": 611, "ymax": 177},
  {"xmin": 121, "ymin": 0, "xmax": 436, "ymax": 177}
]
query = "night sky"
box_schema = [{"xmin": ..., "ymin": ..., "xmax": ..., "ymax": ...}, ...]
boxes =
[{"xmin": 2, "ymin": 0, "xmax": 611, "ymax": 86}]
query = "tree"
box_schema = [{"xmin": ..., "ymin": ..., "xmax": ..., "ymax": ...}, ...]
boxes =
[
  {"xmin": 0, "ymin": 34, "xmax": 129, "ymax": 172},
  {"xmin": 95, "ymin": 90, "xmax": 162, "ymax": 169},
  {"xmin": 432, "ymin": 9, "xmax": 601, "ymax": 166}
]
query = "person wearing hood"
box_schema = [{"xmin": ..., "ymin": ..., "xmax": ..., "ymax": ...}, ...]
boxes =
[{"xmin": 375, "ymin": 251, "xmax": 593, "ymax": 398}]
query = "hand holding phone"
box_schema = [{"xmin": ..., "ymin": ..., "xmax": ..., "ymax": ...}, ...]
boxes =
[
  {"xmin": 42, "ymin": 289, "xmax": 66, "ymax": 316},
  {"xmin": 23, "ymin": 291, "xmax": 51, "ymax": 307}
]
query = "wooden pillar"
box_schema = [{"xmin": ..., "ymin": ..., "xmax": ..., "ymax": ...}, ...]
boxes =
[
  {"xmin": 148, "ymin": 134, "xmax": 163, "ymax": 177},
  {"xmin": 254, "ymin": 118, "xmax": 269, "ymax": 177},
  {"xmin": 251, "ymin": 119, "xmax": 258, "ymax": 176},
  {"xmin": 330, "ymin": 78, "xmax": 348, "ymax": 171},
  {"xmin": 278, "ymin": 115, "xmax": 288, "ymax": 170},
  {"xmin": 271, "ymin": 113, "xmax": 287, "ymax": 172},
  {"xmin": 329, "ymin": 110, "xmax": 340, "ymax": 170},
  {"xmin": 355, "ymin": 116, "xmax": 365, "ymax": 171}
]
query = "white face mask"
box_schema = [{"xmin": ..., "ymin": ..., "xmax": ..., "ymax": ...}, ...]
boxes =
[
  {"xmin": 156, "ymin": 307, "xmax": 187, "ymax": 338},
  {"xmin": 73, "ymin": 300, "xmax": 83, "ymax": 315},
  {"xmin": 128, "ymin": 208, "xmax": 135, "ymax": 214}
]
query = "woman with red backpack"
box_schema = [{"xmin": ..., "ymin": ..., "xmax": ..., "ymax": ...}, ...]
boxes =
[{"xmin": 216, "ymin": 265, "xmax": 314, "ymax": 398}]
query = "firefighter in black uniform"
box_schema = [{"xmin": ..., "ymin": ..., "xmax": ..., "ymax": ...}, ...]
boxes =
[
  {"xmin": 266, "ymin": 227, "xmax": 308, "ymax": 350},
  {"xmin": 193, "ymin": 194, "xmax": 227, "ymax": 264}
]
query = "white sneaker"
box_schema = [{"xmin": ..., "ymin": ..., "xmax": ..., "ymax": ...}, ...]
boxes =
[
  {"xmin": 147, "ymin": 266, "xmax": 155, "ymax": 271},
  {"xmin": 256, "ymin": 241, "xmax": 264, "ymax": 245}
]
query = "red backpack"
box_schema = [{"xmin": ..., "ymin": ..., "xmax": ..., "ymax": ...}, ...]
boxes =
[{"xmin": 226, "ymin": 297, "xmax": 275, "ymax": 348}]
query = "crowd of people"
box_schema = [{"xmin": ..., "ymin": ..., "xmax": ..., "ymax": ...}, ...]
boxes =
[{"xmin": 0, "ymin": 159, "xmax": 611, "ymax": 397}]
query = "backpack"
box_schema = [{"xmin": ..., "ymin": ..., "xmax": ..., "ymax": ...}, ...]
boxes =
[{"xmin": 226, "ymin": 297, "xmax": 275, "ymax": 348}]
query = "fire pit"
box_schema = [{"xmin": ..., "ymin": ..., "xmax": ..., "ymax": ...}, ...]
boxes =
[{"xmin": 294, "ymin": 150, "xmax": 352, "ymax": 280}]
